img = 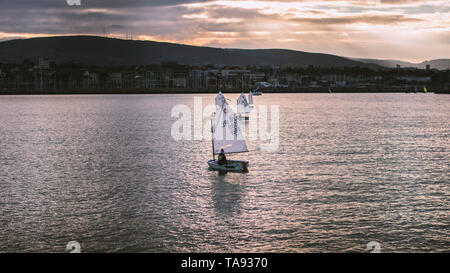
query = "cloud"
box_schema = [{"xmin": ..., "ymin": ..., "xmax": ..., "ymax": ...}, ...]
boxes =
[
  {"xmin": 289, "ymin": 14, "xmax": 423, "ymax": 25},
  {"xmin": 0, "ymin": 0, "xmax": 215, "ymax": 10},
  {"xmin": 0, "ymin": 0, "xmax": 448, "ymax": 61}
]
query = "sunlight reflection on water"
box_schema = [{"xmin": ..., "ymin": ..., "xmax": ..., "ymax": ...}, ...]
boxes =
[{"xmin": 0, "ymin": 93, "xmax": 448, "ymax": 252}]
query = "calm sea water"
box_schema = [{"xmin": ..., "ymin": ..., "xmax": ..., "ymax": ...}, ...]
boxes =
[{"xmin": 0, "ymin": 93, "xmax": 448, "ymax": 253}]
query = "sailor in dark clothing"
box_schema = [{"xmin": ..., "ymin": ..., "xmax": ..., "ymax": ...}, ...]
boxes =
[{"xmin": 218, "ymin": 149, "xmax": 227, "ymax": 165}]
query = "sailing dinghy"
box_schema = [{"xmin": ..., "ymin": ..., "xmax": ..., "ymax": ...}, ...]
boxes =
[
  {"xmin": 237, "ymin": 92, "xmax": 251, "ymax": 120},
  {"xmin": 207, "ymin": 92, "xmax": 249, "ymax": 173},
  {"xmin": 252, "ymin": 87, "xmax": 263, "ymax": 96},
  {"xmin": 248, "ymin": 91, "xmax": 254, "ymax": 108}
]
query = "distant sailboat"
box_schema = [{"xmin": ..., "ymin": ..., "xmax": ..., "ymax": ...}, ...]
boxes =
[
  {"xmin": 253, "ymin": 87, "xmax": 263, "ymax": 96},
  {"xmin": 248, "ymin": 91, "xmax": 254, "ymax": 108},
  {"xmin": 207, "ymin": 92, "xmax": 249, "ymax": 172},
  {"xmin": 237, "ymin": 92, "xmax": 251, "ymax": 120}
]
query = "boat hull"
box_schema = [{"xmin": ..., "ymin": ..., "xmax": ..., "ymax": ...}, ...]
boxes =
[
  {"xmin": 207, "ymin": 160, "xmax": 249, "ymax": 173},
  {"xmin": 238, "ymin": 114, "xmax": 249, "ymax": 120}
]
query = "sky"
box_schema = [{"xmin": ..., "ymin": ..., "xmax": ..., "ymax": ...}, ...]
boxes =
[{"xmin": 0, "ymin": 0, "xmax": 449, "ymax": 62}]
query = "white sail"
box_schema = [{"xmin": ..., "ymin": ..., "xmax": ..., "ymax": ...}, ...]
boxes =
[
  {"xmin": 216, "ymin": 91, "xmax": 225, "ymax": 106},
  {"xmin": 212, "ymin": 92, "xmax": 248, "ymax": 155},
  {"xmin": 248, "ymin": 91, "xmax": 254, "ymax": 105},
  {"xmin": 237, "ymin": 92, "xmax": 251, "ymax": 114}
]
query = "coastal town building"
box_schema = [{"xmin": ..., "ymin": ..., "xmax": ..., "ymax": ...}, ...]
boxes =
[{"xmin": 0, "ymin": 59, "xmax": 448, "ymax": 92}]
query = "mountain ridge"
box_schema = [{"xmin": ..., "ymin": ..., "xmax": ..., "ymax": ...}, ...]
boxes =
[
  {"xmin": 0, "ymin": 35, "xmax": 447, "ymax": 69},
  {"xmin": 354, "ymin": 58, "xmax": 450, "ymax": 70},
  {"xmin": 0, "ymin": 36, "xmax": 376, "ymax": 68}
]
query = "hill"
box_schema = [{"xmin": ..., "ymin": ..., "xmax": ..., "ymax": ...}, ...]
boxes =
[
  {"xmin": 0, "ymin": 35, "xmax": 380, "ymax": 68},
  {"xmin": 355, "ymin": 58, "xmax": 450, "ymax": 70}
]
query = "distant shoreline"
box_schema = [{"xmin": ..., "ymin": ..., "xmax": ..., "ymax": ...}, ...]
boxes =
[{"xmin": 1, "ymin": 88, "xmax": 448, "ymax": 95}]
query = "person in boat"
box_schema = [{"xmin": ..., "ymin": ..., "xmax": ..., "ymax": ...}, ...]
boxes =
[{"xmin": 218, "ymin": 149, "xmax": 227, "ymax": 165}]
